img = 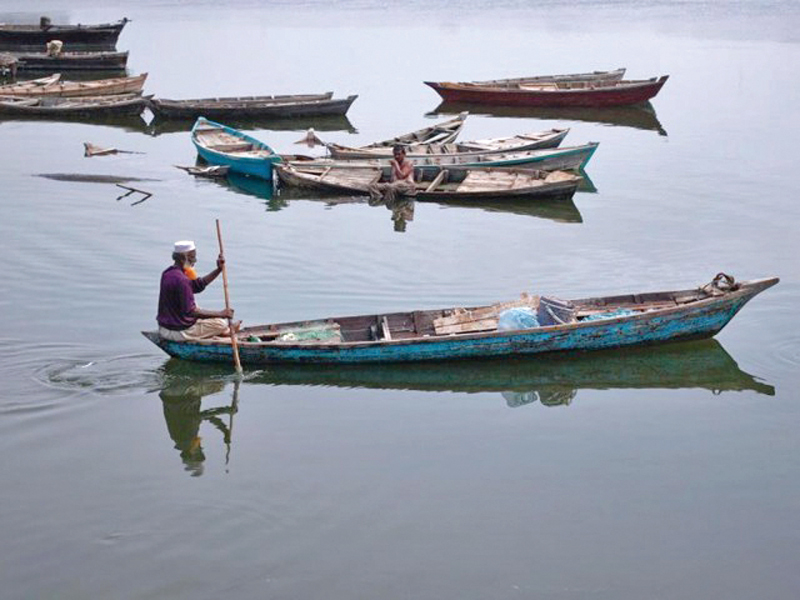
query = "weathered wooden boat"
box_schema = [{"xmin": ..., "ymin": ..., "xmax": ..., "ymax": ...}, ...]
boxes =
[
  {"xmin": 0, "ymin": 72, "xmax": 147, "ymax": 97},
  {"xmin": 191, "ymin": 117, "xmax": 281, "ymax": 180},
  {"xmin": 291, "ymin": 142, "xmax": 599, "ymax": 173},
  {"xmin": 149, "ymin": 92, "xmax": 358, "ymax": 119},
  {"xmin": 424, "ymin": 76, "xmax": 669, "ymax": 108},
  {"xmin": 326, "ymin": 127, "xmax": 569, "ymax": 160},
  {"xmin": 466, "ymin": 68, "xmax": 627, "ymax": 87},
  {"xmin": 276, "ymin": 163, "xmax": 582, "ymax": 201},
  {"xmin": 0, "ymin": 92, "xmax": 149, "ymax": 116},
  {"xmin": 0, "ymin": 18, "xmax": 128, "ymax": 49},
  {"xmin": 354, "ymin": 112, "xmax": 469, "ymax": 150},
  {"xmin": 142, "ymin": 274, "xmax": 778, "ymax": 366},
  {"xmin": 13, "ymin": 50, "xmax": 129, "ymax": 71}
]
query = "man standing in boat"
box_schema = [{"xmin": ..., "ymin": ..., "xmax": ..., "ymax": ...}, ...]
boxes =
[
  {"xmin": 157, "ymin": 240, "xmax": 236, "ymax": 341},
  {"xmin": 368, "ymin": 144, "xmax": 417, "ymax": 204}
]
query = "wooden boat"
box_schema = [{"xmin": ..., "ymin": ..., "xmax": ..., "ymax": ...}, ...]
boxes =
[
  {"xmin": 0, "ymin": 72, "xmax": 147, "ymax": 97},
  {"xmin": 0, "ymin": 93, "xmax": 149, "ymax": 116},
  {"xmin": 466, "ymin": 68, "xmax": 627, "ymax": 88},
  {"xmin": 191, "ymin": 117, "xmax": 281, "ymax": 180},
  {"xmin": 149, "ymin": 92, "xmax": 358, "ymax": 119},
  {"xmin": 142, "ymin": 274, "xmax": 778, "ymax": 366},
  {"xmin": 290, "ymin": 142, "xmax": 599, "ymax": 173},
  {"xmin": 326, "ymin": 127, "xmax": 569, "ymax": 160},
  {"xmin": 424, "ymin": 76, "xmax": 669, "ymax": 108},
  {"xmin": 276, "ymin": 163, "xmax": 582, "ymax": 201},
  {"xmin": 0, "ymin": 18, "xmax": 128, "ymax": 49},
  {"xmin": 355, "ymin": 112, "xmax": 468, "ymax": 150},
  {"xmin": 14, "ymin": 50, "xmax": 129, "ymax": 71}
]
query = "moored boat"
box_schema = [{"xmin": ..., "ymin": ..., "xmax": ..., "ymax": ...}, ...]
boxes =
[
  {"xmin": 13, "ymin": 50, "xmax": 129, "ymax": 71},
  {"xmin": 276, "ymin": 163, "xmax": 582, "ymax": 201},
  {"xmin": 149, "ymin": 92, "xmax": 358, "ymax": 119},
  {"xmin": 0, "ymin": 93, "xmax": 149, "ymax": 116},
  {"xmin": 354, "ymin": 112, "xmax": 469, "ymax": 150},
  {"xmin": 191, "ymin": 116, "xmax": 281, "ymax": 180},
  {"xmin": 424, "ymin": 75, "xmax": 669, "ymax": 108},
  {"xmin": 326, "ymin": 127, "xmax": 569, "ymax": 160},
  {"xmin": 142, "ymin": 274, "xmax": 778, "ymax": 365},
  {"xmin": 0, "ymin": 18, "xmax": 129, "ymax": 49},
  {"xmin": 0, "ymin": 72, "xmax": 147, "ymax": 97},
  {"xmin": 291, "ymin": 142, "xmax": 599, "ymax": 173}
]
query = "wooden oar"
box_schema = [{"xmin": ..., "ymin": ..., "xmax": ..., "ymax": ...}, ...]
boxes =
[{"xmin": 215, "ymin": 219, "xmax": 243, "ymax": 376}]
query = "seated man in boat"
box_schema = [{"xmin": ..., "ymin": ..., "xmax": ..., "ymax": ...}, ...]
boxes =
[
  {"xmin": 368, "ymin": 144, "xmax": 417, "ymax": 204},
  {"xmin": 157, "ymin": 240, "xmax": 237, "ymax": 341}
]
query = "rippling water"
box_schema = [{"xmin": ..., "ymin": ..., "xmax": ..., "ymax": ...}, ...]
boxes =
[{"xmin": 1, "ymin": 1, "xmax": 799, "ymax": 599}]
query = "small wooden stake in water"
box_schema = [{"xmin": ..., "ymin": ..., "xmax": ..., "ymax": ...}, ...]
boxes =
[{"xmin": 216, "ymin": 219, "xmax": 243, "ymax": 376}]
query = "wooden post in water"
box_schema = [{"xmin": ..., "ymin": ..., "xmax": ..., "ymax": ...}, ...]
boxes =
[{"xmin": 215, "ymin": 219, "xmax": 243, "ymax": 376}]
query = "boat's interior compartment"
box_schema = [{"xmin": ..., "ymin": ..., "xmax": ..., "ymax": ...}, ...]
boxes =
[{"xmin": 237, "ymin": 287, "xmax": 715, "ymax": 344}]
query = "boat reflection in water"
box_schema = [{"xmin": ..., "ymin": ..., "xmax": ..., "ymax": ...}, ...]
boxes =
[
  {"xmin": 157, "ymin": 374, "xmax": 239, "ymax": 476},
  {"xmin": 272, "ymin": 184, "xmax": 585, "ymax": 231},
  {"xmin": 0, "ymin": 111, "xmax": 148, "ymax": 133},
  {"xmin": 429, "ymin": 100, "xmax": 667, "ymax": 136},
  {"xmin": 146, "ymin": 113, "xmax": 357, "ymax": 136},
  {"xmin": 155, "ymin": 339, "xmax": 773, "ymax": 418}
]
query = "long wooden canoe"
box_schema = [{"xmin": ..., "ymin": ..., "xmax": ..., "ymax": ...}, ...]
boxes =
[
  {"xmin": 276, "ymin": 163, "xmax": 582, "ymax": 201},
  {"xmin": 0, "ymin": 93, "xmax": 149, "ymax": 116},
  {"xmin": 424, "ymin": 76, "xmax": 669, "ymax": 108},
  {"xmin": 326, "ymin": 127, "xmax": 569, "ymax": 160},
  {"xmin": 0, "ymin": 72, "xmax": 147, "ymax": 97},
  {"xmin": 290, "ymin": 142, "xmax": 599, "ymax": 173},
  {"xmin": 191, "ymin": 117, "xmax": 281, "ymax": 180},
  {"xmin": 149, "ymin": 92, "xmax": 357, "ymax": 119},
  {"xmin": 13, "ymin": 50, "xmax": 129, "ymax": 71},
  {"xmin": 0, "ymin": 18, "xmax": 128, "ymax": 49},
  {"xmin": 142, "ymin": 274, "xmax": 778, "ymax": 365}
]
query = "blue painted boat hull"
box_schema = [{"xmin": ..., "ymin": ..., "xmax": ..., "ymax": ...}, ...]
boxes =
[
  {"xmin": 143, "ymin": 277, "xmax": 777, "ymax": 366},
  {"xmin": 191, "ymin": 116, "xmax": 280, "ymax": 180},
  {"xmin": 194, "ymin": 144, "xmax": 278, "ymax": 180}
]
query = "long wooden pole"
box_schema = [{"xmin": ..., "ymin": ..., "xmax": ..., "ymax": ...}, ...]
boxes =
[{"xmin": 215, "ymin": 219, "xmax": 243, "ymax": 375}]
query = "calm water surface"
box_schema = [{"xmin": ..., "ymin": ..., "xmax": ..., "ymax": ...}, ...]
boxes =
[{"xmin": 1, "ymin": 1, "xmax": 799, "ymax": 599}]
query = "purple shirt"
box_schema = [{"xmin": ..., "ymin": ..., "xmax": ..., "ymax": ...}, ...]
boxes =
[{"xmin": 157, "ymin": 265, "xmax": 208, "ymax": 330}]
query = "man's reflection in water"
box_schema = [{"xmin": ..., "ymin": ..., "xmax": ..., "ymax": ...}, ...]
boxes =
[
  {"xmin": 369, "ymin": 194, "xmax": 415, "ymax": 232},
  {"xmin": 502, "ymin": 389, "xmax": 577, "ymax": 408},
  {"xmin": 159, "ymin": 378, "xmax": 236, "ymax": 476}
]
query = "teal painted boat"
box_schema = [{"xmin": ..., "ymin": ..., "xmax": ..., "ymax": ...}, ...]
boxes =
[
  {"xmin": 143, "ymin": 274, "xmax": 777, "ymax": 366},
  {"xmin": 190, "ymin": 116, "xmax": 280, "ymax": 180},
  {"xmin": 292, "ymin": 142, "xmax": 598, "ymax": 173}
]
